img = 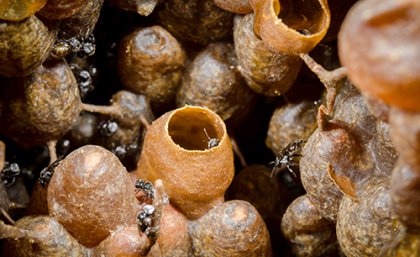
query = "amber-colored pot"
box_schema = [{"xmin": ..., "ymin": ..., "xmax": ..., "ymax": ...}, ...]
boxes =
[
  {"xmin": 253, "ymin": 0, "xmax": 330, "ymax": 55},
  {"xmin": 136, "ymin": 106, "xmax": 234, "ymax": 220},
  {"xmin": 338, "ymin": 0, "xmax": 420, "ymax": 111}
]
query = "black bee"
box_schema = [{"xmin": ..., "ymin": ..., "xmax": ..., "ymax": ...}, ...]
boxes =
[
  {"xmin": 1, "ymin": 162, "xmax": 20, "ymax": 186},
  {"xmin": 203, "ymin": 128, "xmax": 219, "ymax": 149},
  {"xmin": 39, "ymin": 159, "xmax": 61, "ymax": 187},
  {"xmin": 135, "ymin": 179, "xmax": 155, "ymax": 199},
  {"xmin": 52, "ymin": 34, "xmax": 96, "ymax": 59},
  {"xmin": 67, "ymin": 37, "xmax": 83, "ymax": 51},
  {"xmin": 77, "ymin": 34, "xmax": 96, "ymax": 58},
  {"xmin": 270, "ymin": 139, "xmax": 305, "ymax": 177},
  {"xmin": 296, "ymin": 29, "xmax": 311, "ymax": 36},
  {"xmin": 137, "ymin": 204, "xmax": 155, "ymax": 234},
  {"xmin": 98, "ymin": 120, "xmax": 119, "ymax": 137}
]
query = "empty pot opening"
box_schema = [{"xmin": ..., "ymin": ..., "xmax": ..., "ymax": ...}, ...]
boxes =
[
  {"xmin": 278, "ymin": 0, "xmax": 324, "ymax": 35},
  {"xmin": 168, "ymin": 108, "xmax": 224, "ymax": 151}
]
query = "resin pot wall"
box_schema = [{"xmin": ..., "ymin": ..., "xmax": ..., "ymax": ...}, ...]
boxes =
[{"xmin": 136, "ymin": 106, "xmax": 234, "ymax": 220}]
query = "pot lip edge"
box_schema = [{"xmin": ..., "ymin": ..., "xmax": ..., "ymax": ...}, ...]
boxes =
[{"xmin": 163, "ymin": 105, "xmax": 230, "ymax": 154}]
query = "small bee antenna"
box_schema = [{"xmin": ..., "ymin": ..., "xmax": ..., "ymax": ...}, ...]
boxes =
[
  {"xmin": 269, "ymin": 157, "xmax": 280, "ymax": 178},
  {"xmin": 203, "ymin": 128, "xmax": 211, "ymax": 140}
]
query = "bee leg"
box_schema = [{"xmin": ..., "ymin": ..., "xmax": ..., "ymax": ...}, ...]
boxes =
[
  {"xmin": 270, "ymin": 166, "xmax": 277, "ymax": 178},
  {"xmin": 286, "ymin": 164, "xmax": 298, "ymax": 178}
]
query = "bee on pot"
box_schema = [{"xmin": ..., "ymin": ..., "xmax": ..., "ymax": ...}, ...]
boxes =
[
  {"xmin": 137, "ymin": 204, "xmax": 157, "ymax": 236},
  {"xmin": 135, "ymin": 179, "xmax": 155, "ymax": 199},
  {"xmin": 270, "ymin": 139, "xmax": 305, "ymax": 177},
  {"xmin": 98, "ymin": 120, "xmax": 119, "ymax": 137},
  {"xmin": 39, "ymin": 159, "xmax": 61, "ymax": 187},
  {"xmin": 1, "ymin": 162, "xmax": 20, "ymax": 186},
  {"xmin": 203, "ymin": 128, "xmax": 219, "ymax": 149}
]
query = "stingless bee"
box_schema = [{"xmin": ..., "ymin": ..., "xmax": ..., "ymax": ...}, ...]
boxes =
[
  {"xmin": 135, "ymin": 179, "xmax": 155, "ymax": 199},
  {"xmin": 270, "ymin": 139, "xmax": 306, "ymax": 177},
  {"xmin": 39, "ymin": 159, "xmax": 61, "ymax": 187},
  {"xmin": 203, "ymin": 128, "xmax": 219, "ymax": 149}
]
